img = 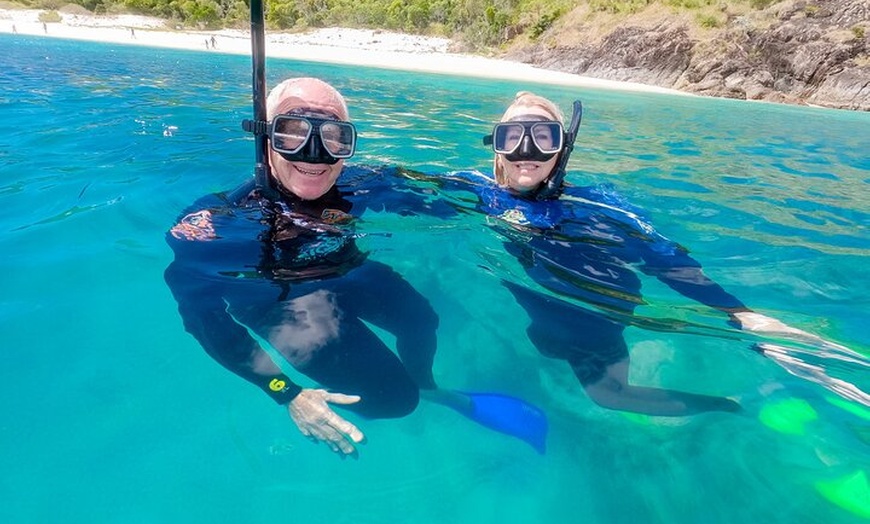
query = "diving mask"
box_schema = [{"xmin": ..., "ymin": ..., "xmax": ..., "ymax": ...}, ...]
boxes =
[
  {"xmin": 269, "ymin": 113, "xmax": 357, "ymax": 165},
  {"xmin": 484, "ymin": 117, "xmax": 564, "ymax": 162}
]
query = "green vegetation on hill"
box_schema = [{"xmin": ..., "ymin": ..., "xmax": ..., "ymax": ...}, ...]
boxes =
[{"xmin": 12, "ymin": 0, "xmax": 772, "ymax": 50}]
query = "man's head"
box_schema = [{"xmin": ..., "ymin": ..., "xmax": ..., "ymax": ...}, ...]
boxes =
[
  {"xmin": 492, "ymin": 91, "xmax": 565, "ymax": 194},
  {"xmin": 266, "ymin": 78, "xmax": 353, "ymax": 200}
]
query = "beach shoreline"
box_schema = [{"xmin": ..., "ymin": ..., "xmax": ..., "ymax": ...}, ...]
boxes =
[{"xmin": 1, "ymin": 8, "xmax": 685, "ymax": 96}]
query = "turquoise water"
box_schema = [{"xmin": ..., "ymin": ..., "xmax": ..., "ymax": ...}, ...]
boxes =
[{"xmin": 1, "ymin": 34, "xmax": 869, "ymax": 523}]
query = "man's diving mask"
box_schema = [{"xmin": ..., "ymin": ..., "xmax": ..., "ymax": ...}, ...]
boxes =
[
  {"xmin": 269, "ymin": 113, "xmax": 357, "ymax": 165},
  {"xmin": 484, "ymin": 118, "xmax": 564, "ymax": 162}
]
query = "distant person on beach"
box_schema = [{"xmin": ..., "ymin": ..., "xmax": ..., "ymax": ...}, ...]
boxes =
[
  {"xmin": 164, "ymin": 78, "xmax": 547, "ymax": 457},
  {"xmin": 204, "ymin": 38, "xmax": 209, "ymax": 49},
  {"xmin": 12, "ymin": 24, "xmax": 17, "ymax": 34},
  {"xmin": 210, "ymin": 35, "xmax": 216, "ymax": 49},
  {"xmin": 42, "ymin": 22, "xmax": 47, "ymax": 34},
  {"xmin": 417, "ymin": 91, "xmax": 866, "ymax": 414},
  {"xmin": 130, "ymin": 27, "xmax": 135, "ymax": 39}
]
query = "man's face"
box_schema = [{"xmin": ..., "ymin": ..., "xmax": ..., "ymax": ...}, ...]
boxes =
[{"xmin": 269, "ymin": 81, "xmax": 348, "ymax": 200}]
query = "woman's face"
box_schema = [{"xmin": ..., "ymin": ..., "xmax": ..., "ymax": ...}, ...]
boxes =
[{"xmin": 498, "ymin": 105, "xmax": 560, "ymax": 194}]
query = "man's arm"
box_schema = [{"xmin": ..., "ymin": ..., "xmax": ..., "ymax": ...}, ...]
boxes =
[
  {"xmin": 164, "ymin": 200, "xmax": 366, "ymax": 455},
  {"xmin": 163, "ymin": 254, "xmax": 304, "ymax": 404}
]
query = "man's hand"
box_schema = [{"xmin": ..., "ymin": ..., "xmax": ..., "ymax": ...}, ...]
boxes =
[{"xmin": 287, "ymin": 389, "xmax": 365, "ymax": 457}]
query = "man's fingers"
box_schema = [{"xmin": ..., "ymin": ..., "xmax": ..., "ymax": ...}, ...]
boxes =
[
  {"xmin": 329, "ymin": 417, "xmax": 365, "ymax": 444},
  {"xmin": 320, "ymin": 409, "xmax": 365, "ymax": 444},
  {"xmin": 335, "ymin": 436, "xmax": 357, "ymax": 456},
  {"xmin": 289, "ymin": 389, "xmax": 365, "ymax": 457},
  {"xmin": 347, "ymin": 426, "xmax": 365, "ymax": 444},
  {"xmin": 324, "ymin": 392, "xmax": 361, "ymax": 405},
  {"xmin": 321, "ymin": 429, "xmax": 356, "ymax": 456},
  {"xmin": 341, "ymin": 423, "xmax": 364, "ymax": 444},
  {"xmin": 320, "ymin": 394, "xmax": 365, "ymax": 444},
  {"xmin": 315, "ymin": 418, "xmax": 362, "ymax": 454}
]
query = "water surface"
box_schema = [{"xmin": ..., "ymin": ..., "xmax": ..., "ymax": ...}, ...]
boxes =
[{"xmin": 1, "ymin": 34, "xmax": 868, "ymax": 523}]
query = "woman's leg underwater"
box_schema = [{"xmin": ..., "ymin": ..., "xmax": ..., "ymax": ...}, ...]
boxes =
[{"xmin": 509, "ymin": 282, "xmax": 739, "ymax": 415}]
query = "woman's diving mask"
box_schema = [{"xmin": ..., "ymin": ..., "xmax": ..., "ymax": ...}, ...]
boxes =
[
  {"xmin": 484, "ymin": 118, "xmax": 564, "ymax": 162},
  {"xmin": 481, "ymin": 101, "xmax": 583, "ymax": 200}
]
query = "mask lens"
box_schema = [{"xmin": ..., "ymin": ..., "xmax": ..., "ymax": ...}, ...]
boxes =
[
  {"xmin": 319, "ymin": 121, "xmax": 356, "ymax": 158},
  {"xmin": 493, "ymin": 123, "xmax": 526, "ymax": 154},
  {"xmin": 269, "ymin": 115, "xmax": 357, "ymax": 162},
  {"xmin": 271, "ymin": 116, "xmax": 312, "ymax": 154},
  {"xmin": 491, "ymin": 122, "xmax": 563, "ymax": 155},
  {"xmin": 530, "ymin": 122, "xmax": 563, "ymax": 153}
]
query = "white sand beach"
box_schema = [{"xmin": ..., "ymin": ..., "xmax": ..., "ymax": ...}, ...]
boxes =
[{"xmin": 0, "ymin": 8, "xmax": 683, "ymax": 95}]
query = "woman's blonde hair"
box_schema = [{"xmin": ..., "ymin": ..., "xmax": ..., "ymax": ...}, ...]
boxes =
[{"xmin": 493, "ymin": 91, "xmax": 564, "ymax": 186}]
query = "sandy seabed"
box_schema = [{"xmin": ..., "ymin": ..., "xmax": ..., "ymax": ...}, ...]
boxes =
[{"xmin": 0, "ymin": 8, "xmax": 683, "ymax": 95}]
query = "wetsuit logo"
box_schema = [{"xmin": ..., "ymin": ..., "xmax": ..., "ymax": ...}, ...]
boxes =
[
  {"xmin": 170, "ymin": 210, "xmax": 216, "ymax": 241},
  {"xmin": 499, "ymin": 209, "xmax": 530, "ymax": 226},
  {"xmin": 321, "ymin": 208, "xmax": 353, "ymax": 224},
  {"xmin": 268, "ymin": 378, "xmax": 286, "ymax": 392}
]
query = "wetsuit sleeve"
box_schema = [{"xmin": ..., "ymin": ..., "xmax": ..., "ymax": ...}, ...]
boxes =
[
  {"xmin": 164, "ymin": 194, "xmax": 303, "ymax": 404},
  {"xmin": 637, "ymin": 233, "xmax": 747, "ymax": 312},
  {"xmin": 352, "ymin": 166, "xmax": 476, "ymax": 219}
]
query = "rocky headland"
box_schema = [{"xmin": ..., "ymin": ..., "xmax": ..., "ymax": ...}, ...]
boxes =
[{"xmin": 502, "ymin": 0, "xmax": 869, "ymax": 110}]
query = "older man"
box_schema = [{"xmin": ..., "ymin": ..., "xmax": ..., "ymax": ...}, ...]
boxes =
[{"xmin": 164, "ymin": 78, "xmax": 443, "ymax": 456}]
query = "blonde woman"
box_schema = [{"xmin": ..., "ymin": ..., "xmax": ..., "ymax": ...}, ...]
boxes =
[{"xmin": 471, "ymin": 91, "xmax": 854, "ymax": 414}]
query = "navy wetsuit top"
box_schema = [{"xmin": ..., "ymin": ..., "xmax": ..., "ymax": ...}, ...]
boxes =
[
  {"xmin": 458, "ymin": 173, "xmax": 748, "ymax": 315},
  {"xmin": 435, "ymin": 171, "xmax": 748, "ymax": 384},
  {"xmin": 164, "ymin": 166, "xmax": 444, "ymax": 413}
]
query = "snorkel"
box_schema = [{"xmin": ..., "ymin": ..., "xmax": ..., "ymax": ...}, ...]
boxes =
[
  {"xmin": 534, "ymin": 100, "xmax": 582, "ymax": 201},
  {"xmin": 240, "ymin": 8, "xmax": 356, "ymax": 197},
  {"xmin": 240, "ymin": 0, "xmax": 278, "ymax": 199}
]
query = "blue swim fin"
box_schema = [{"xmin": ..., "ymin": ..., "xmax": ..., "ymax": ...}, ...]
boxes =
[{"xmin": 463, "ymin": 392, "xmax": 549, "ymax": 454}]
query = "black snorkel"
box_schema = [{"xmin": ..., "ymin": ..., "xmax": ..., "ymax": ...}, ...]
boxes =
[
  {"xmin": 534, "ymin": 100, "xmax": 582, "ymax": 201},
  {"xmin": 240, "ymin": 0, "xmax": 278, "ymax": 200}
]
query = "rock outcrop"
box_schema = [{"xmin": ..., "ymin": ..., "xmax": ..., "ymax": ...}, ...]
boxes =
[{"xmin": 504, "ymin": 0, "xmax": 870, "ymax": 110}]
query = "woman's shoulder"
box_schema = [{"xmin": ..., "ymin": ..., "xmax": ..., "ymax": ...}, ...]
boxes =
[
  {"xmin": 560, "ymin": 182, "xmax": 664, "ymax": 234},
  {"xmin": 445, "ymin": 169, "xmax": 495, "ymax": 185},
  {"xmin": 564, "ymin": 183, "xmax": 647, "ymax": 215}
]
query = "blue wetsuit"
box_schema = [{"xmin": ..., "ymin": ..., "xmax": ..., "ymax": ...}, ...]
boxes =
[
  {"xmin": 452, "ymin": 172, "xmax": 748, "ymax": 385},
  {"xmin": 164, "ymin": 166, "xmax": 440, "ymax": 418}
]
